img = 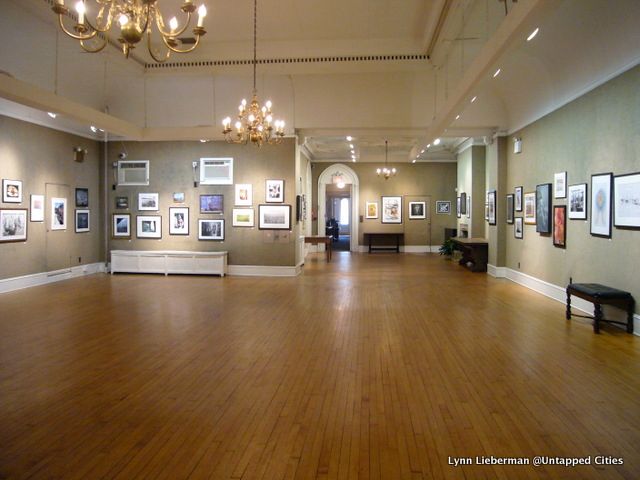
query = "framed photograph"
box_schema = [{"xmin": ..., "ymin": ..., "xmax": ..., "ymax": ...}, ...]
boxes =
[
  {"xmin": 591, "ymin": 172, "xmax": 613, "ymax": 237},
  {"xmin": 30, "ymin": 194, "xmax": 44, "ymax": 222},
  {"xmin": 536, "ymin": 183, "xmax": 552, "ymax": 234},
  {"xmin": 112, "ymin": 214, "xmax": 131, "ymax": 238},
  {"xmin": 436, "ymin": 201, "xmax": 451, "ymax": 215},
  {"xmin": 169, "ymin": 207, "xmax": 189, "ymax": 235},
  {"xmin": 265, "ymin": 179, "xmax": 284, "ymax": 203},
  {"xmin": 365, "ymin": 201, "xmax": 378, "ymax": 219},
  {"xmin": 466, "ymin": 197, "xmax": 471, "ymax": 219},
  {"xmin": 409, "ymin": 201, "xmax": 426, "ymax": 219},
  {"xmin": 200, "ymin": 158, "xmax": 233, "ymax": 185},
  {"xmin": 524, "ymin": 192, "xmax": 536, "ymax": 224},
  {"xmin": 235, "ymin": 184, "xmax": 253, "ymax": 206},
  {"xmin": 485, "ymin": 202, "xmax": 489, "ymax": 221},
  {"xmin": 2, "ymin": 179, "xmax": 22, "ymax": 203},
  {"xmin": 460, "ymin": 192, "xmax": 467, "ymax": 215},
  {"xmin": 75, "ymin": 187, "xmax": 89, "ymax": 207},
  {"xmin": 514, "ymin": 217, "xmax": 523, "ymax": 239},
  {"xmin": 487, "ymin": 190, "xmax": 496, "ymax": 225},
  {"xmin": 115, "ymin": 196, "xmax": 129, "ymax": 209},
  {"xmin": 381, "ymin": 196, "xmax": 402, "ymax": 224},
  {"xmin": 0, "ymin": 208, "xmax": 27, "ymax": 242},
  {"xmin": 553, "ymin": 206, "xmax": 566, "ymax": 248},
  {"xmin": 173, "ymin": 192, "xmax": 185, "ymax": 203},
  {"xmin": 136, "ymin": 215, "xmax": 162, "ymax": 239},
  {"xmin": 75, "ymin": 209, "xmax": 90, "ymax": 233},
  {"xmin": 456, "ymin": 197, "xmax": 461, "ymax": 218},
  {"xmin": 568, "ymin": 183, "xmax": 588, "ymax": 220},
  {"xmin": 506, "ymin": 194, "xmax": 514, "ymax": 224},
  {"xmin": 138, "ymin": 192, "xmax": 159, "ymax": 211},
  {"xmin": 199, "ymin": 219, "xmax": 225, "ymax": 240},
  {"xmin": 200, "ymin": 194, "xmax": 224, "ymax": 214},
  {"xmin": 613, "ymin": 172, "xmax": 640, "ymax": 228},
  {"xmin": 51, "ymin": 197, "xmax": 67, "ymax": 230},
  {"xmin": 554, "ymin": 172, "xmax": 567, "ymax": 199},
  {"xmin": 232, "ymin": 208, "xmax": 254, "ymax": 227},
  {"xmin": 258, "ymin": 204, "xmax": 291, "ymax": 230},
  {"xmin": 515, "ymin": 186, "xmax": 523, "ymax": 212}
]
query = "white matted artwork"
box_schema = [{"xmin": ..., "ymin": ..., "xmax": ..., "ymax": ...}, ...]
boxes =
[
  {"xmin": 514, "ymin": 217, "xmax": 523, "ymax": 239},
  {"xmin": 524, "ymin": 192, "xmax": 536, "ymax": 225},
  {"xmin": 0, "ymin": 208, "xmax": 28, "ymax": 242},
  {"xmin": 554, "ymin": 172, "xmax": 567, "ymax": 199},
  {"xmin": 381, "ymin": 196, "xmax": 402, "ymax": 224},
  {"xmin": 169, "ymin": 207, "xmax": 189, "ymax": 235},
  {"xmin": 199, "ymin": 219, "xmax": 225, "ymax": 240},
  {"xmin": 138, "ymin": 193, "xmax": 159, "ymax": 211},
  {"xmin": 2, "ymin": 179, "xmax": 22, "ymax": 203},
  {"xmin": 30, "ymin": 194, "xmax": 45, "ymax": 222},
  {"xmin": 365, "ymin": 201, "xmax": 378, "ymax": 219},
  {"xmin": 435, "ymin": 201, "xmax": 451, "ymax": 215},
  {"xmin": 200, "ymin": 158, "xmax": 233, "ymax": 185},
  {"xmin": 466, "ymin": 197, "xmax": 471, "ymax": 219},
  {"xmin": 232, "ymin": 208, "xmax": 254, "ymax": 227},
  {"xmin": 112, "ymin": 214, "xmax": 131, "ymax": 238},
  {"xmin": 75, "ymin": 209, "xmax": 90, "ymax": 233},
  {"xmin": 258, "ymin": 204, "xmax": 291, "ymax": 229},
  {"xmin": 51, "ymin": 197, "xmax": 67, "ymax": 230},
  {"xmin": 590, "ymin": 172, "xmax": 612, "ymax": 237},
  {"xmin": 235, "ymin": 184, "xmax": 253, "ymax": 206},
  {"xmin": 409, "ymin": 201, "xmax": 426, "ymax": 219},
  {"xmin": 568, "ymin": 183, "xmax": 587, "ymax": 220},
  {"xmin": 136, "ymin": 215, "xmax": 162, "ymax": 239},
  {"xmin": 613, "ymin": 172, "xmax": 640, "ymax": 228},
  {"xmin": 265, "ymin": 179, "xmax": 284, "ymax": 203}
]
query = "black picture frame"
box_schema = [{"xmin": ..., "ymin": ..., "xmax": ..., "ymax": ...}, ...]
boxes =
[
  {"xmin": 456, "ymin": 197, "xmax": 461, "ymax": 218},
  {"xmin": 590, "ymin": 172, "xmax": 613, "ymax": 238},
  {"xmin": 514, "ymin": 217, "xmax": 523, "ymax": 239},
  {"xmin": 258, "ymin": 204, "xmax": 292, "ymax": 230},
  {"xmin": 487, "ymin": 190, "xmax": 496, "ymax": 225},
  {"xmin": 515, "ymin": 186, "xmax": 523, "ymax": 212},
  {"xmin": 75, "ymin": 187, "xmax": 89, "ymax": 207},
  {"xmin": 200, "ymin": 194, "xmax": 224, "ymax": 214},
  {"xmin": 535, "ymin": 183, "xmax": 552, "ymax": 234},
  {"xmin": 115, "ymin": 196, "xmax": 129, "ymax": 209},
  {"xmin": 460, "ymin": 192, "xmax": 467, "ymax": 215},
  {"xmin": 568, "ymin": 183, "xmax": 588, "ymax": 220},
  {"xmin": 613, "ymin": 172, "xmax": 640, "ymax": 229},
  {"xmin": 506, "ymin": 194, "xmax": 514, "ymax": 224},
  {"xmin": 553, "ymin": 205, "xmax": 566, "ymax": 248}
]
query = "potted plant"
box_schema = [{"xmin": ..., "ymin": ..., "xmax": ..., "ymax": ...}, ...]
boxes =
[{"xmin": 439, "ymin": 238, "xmax": 455, "ymax": 258}]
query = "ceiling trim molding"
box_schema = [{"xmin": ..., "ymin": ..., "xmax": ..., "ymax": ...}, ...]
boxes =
[{"xmin": 455, "ymin": 137, "xmax": 487, "ymax": 155}]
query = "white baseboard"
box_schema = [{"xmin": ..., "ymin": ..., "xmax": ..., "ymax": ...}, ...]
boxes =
[
  {"xmin": 227, "ymin": 264, "xmax": 301, "ymax": 277},
  {"xmin": 500, "ymin": 267, "xmax": 639, "ymax": 336},
  {"xmin": 487, "ymin": 264, "xmax": 508, "ymax": 278},
  {"xmin": 0, "ymin": 263, "xmax": 106, "ymax": 294}
]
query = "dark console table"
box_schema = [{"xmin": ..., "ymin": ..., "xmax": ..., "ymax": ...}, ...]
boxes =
[
  {"xmin": 566, "ymin": 281, "xmax": 635, "ymax": 334},
  {"xmin": 451, "ymin": 237, "xmax": 488, "ymax": 272},
  {"xmin": 364, "ymin": 233, "xmax": 403, "ymax": 253}
]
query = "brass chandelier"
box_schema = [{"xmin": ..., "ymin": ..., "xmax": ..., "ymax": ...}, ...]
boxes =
[
  {"xmin": 222, "ymin": 0, "xmax": 285, "ymax": 146},
  {"xmin": 51, "ymin": 0, "xmax": 208, "ymax": 62},
  {"xmin": 376, "ymin": 140, "xmax": 396, "ymax": 179}
]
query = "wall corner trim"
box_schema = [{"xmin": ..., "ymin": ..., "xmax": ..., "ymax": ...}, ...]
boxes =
[
  {"xmin": 0, "ymin": 263, "xmax": 106, "ymax": 294},
  {"xmin": 487, "ymin": 264, "xmax": 507, "ymax": 278}
]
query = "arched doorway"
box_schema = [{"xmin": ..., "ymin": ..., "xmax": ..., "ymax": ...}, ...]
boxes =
[{"xmin": 318, "ymin": 164, "xmax": 359, "ymax": 252}]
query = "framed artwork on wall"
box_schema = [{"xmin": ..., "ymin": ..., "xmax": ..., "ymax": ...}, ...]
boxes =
[
  {"xmin": 235, "ymin": 184, "xmax": 253, "ymax": 206},
  {"xmin": 138, "ymin": 192, "xmax": 159, "ymax": 211},
  {"xmin": 381, "ymin": 196, "xmax": 402, "ymax": 224},
  {"xmin": 515, "ymin": 186, "xmax": 523, "ymax": 212},
  {"xmin": 200, "ymin": 194, "xmax": 224, "ymax": 214},
  {"xmin": 30, "ymin": 194, "xmax": 44, "ymax": 222},
  {"xmin": 554, "ymin": 172, "xmax": 567, "ymax": 199},
  {"xmin": 115, "ymin": 196, "xmax": 129, "ymax": 209},
  {"xmin": 506, "ymin": 194, "xmax": 514, "ymax": 224},
  {"xmin": 173, "ymin": 192, "xmax": 185, "ymax": 203},
  {"xmin": 258, "ymin": 204, "xmax": 291, "ymax": 230},
  {"xmin": 2, "ymin": 179, "xmax": 22, "ymax": 203},
  {"xmin": 75, "ymin": 188, "xmax": 89, "ymax": 207},
  {"xmin": 524, "ymin": 192, "xmax": 536, "ymax": 225},
  {"xmin": 366, "ymin": 201, "xmax": 378, "ymax": 219},
  {"xmin": 75, "ymin": 209, "xmax": 90, "ymax": 233},
  {"xmin": 199, "ymin": 219, "xmax": 225, "ymax": 240},
  {"xmin": 613, "ymin": 172, "xmax": 640, "ymax": 228},
  {"xmin": 169, "ymin": 207, "xmax": 189, "ymax": 235},
  {"xmin": 265, "ymin": 179, "xmax": 284, "ymax": 203},
  {"xmin": 568, "ymin": 183, "xmax": 587, "ymax": 220},
  {"xmin": 409, "ymin": 201, "xmax": 426, "ymax": 219},
  {"xmin": 0, "ymin": 208, "xmax": 28, "ymax": 242},
  {"xmin": 535, "ymin": 183, "xmax": 552, "ymax": 234},
  {"xmin": 232, "ymin": 208, "xmax": 254, "ymax": 227},
  {"xmin": 112, "ymin": 214, "xmax": 131, "ymax": 238},
  {"xmin": 590, "ymin": 172, "xmax": 613, "ymax": 237},
  {"xmin": 456, "ymin": 197, "xmax": 461, "ymax": 218},
  {"xmin": 514, "ymin": 217, "xmax": 523, "ymax": 239},
  {"xmin": 460, "ymin": 192, "xmax": 467, "ymax": 215},
  {"xmin": 51, "ymin": 197, "xmax": 67, "ymax": 231},
  {"xmin": 487, "ymin": 190, "xmax": 496, "ymax": 225},
  {"xmin": 136, "ymin": 215, "xmax": 162, "ymax": 239},
  {"xmin": 466, "ymin": 197, "xmax": 471, "ymax": 219},
  {"xmin": 436, "ymin": 201, "xmax": 451, "ymax": 215},
  {"xmin": 553, "ymin": 206, "xmax": 566, "ymax": 248}
]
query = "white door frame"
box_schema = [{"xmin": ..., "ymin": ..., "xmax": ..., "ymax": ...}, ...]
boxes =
[{"xmin": 318, "ymin": 164, "xmax": 359, "ymax": 252}]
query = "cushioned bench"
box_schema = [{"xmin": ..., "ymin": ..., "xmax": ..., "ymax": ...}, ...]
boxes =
[{"xmin": 566, "ymin": 280, "xmax": 635, "ymax": 334}]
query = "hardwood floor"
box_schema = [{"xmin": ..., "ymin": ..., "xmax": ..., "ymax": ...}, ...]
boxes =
[{"xmin": 1, "ymin": 253, "xmax": 639, "ymax": 479}]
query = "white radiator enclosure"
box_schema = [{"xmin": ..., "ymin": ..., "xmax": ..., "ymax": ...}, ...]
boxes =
[{"xmin": 110, "ymin": 250, "xmax": 227, "ymax": 276}]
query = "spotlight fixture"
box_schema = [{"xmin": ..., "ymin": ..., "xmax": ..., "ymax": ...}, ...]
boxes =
[
  {"xmin": 527, "ymin": 27, "xmax": 539, "ymax": 41},
  {"xmin": 90, "ymin": 125, "xmax": 98, "ymax": 133},
  {"xmin": 433, "ymin": 138, "xmax": 441, "ymax": 146},
  {"xmin": 455, "ymin": 114, "xmax": 460, "ymax": 120},
  {"xmin": 51, "ymin": 0, "xmax": 208, "ymax": 62},
  {"xmin": 47, "ymin": 112, "xmax": 57, "ymax": 118},
  {"xmin": 376, "ymin": 140, "xmax": 396, "ymax": 180},
  {"xmin": 493, "ymin": 68, "xmax": 501, "ymax": 78},
  {"xmin": 346, "ymin": 136, "xmax": 353, "ymax": 141},
  {"xmin": 471, "ymin": 96, "xmax": 477, "ymax": 103}
]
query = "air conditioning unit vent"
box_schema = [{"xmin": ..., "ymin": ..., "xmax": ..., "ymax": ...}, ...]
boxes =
[
  {"xmin": 117, "ymin": 160, "xmax": 149, "ymax": 186},
  {"xmin": 200, "ymin": 158, "xmax": 233, "ymax": 185}
]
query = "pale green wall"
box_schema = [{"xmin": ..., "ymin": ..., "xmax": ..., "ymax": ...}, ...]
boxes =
[
  {"xmin": 107, "ymin": 139, "xmax": 298, "ymax": 266},
  {"xmin": 486, "ymin": 137, "xmax": 508, "ymax": 266},
  {"xmin": 0, "ymin": 116, "xmax": 104, "ymax": 280},
  {"xmin": 456, "ymin": 145, "xmax": 486, "ymax": 238},
  {"xmin": 506, "ymin": 64, "xmax": 640, "ymax": 313}
]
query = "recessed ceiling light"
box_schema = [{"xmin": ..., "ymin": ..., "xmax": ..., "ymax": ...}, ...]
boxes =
[
  {"xmin": 433, "ymin": 138, "xmax": 441, "ymax": 146},
  {"xmin": 427, "ymin": 144, "xmax": 431, "ymax": 148},
  {"xmin": 455, "ymin": 114, "xmax": 460, "ymax": 120},
  {"xmin": 352, "ymin": 159, "xmax": 356, "ymax": 163},
  {"xmin": 200, "ymin": 139, "xmax": 207, "ymax": 143},
  {"xmin": 527, "ymin": 27, "xmax": 539, "ymax": 41},
  {"xmin": 346, "ymin": 136, "xmax": 352, "ymax": 141},
  {"xmin": 90, "ymin": 126, "xmax": 98, "ymax": 133},
  {"xmin": 47, "ymin": 112, "xmax": 57, "ymax": 118},
  {"xmin": 412, "ymin": 159, "xmax": 416, "ymax": 163},
  {"xmin": 493, "ymin": 68, "xmax": 501, "ymax": 78},
  {"xmin": 420, "ymin": 149, "xmax": 425, "ymax": 154},
  {"xmin": 471, "ymin": 96, "xmax": 477, "ymax": 103},
  {"xmin": 349, "ymin": 144, "xmax": 354, "ymax": 149}
]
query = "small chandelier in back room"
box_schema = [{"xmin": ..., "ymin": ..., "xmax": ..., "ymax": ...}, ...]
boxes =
[
  {"xmin": 222, "ymin": 0, "xmax": 285, "ymax": 146},
  {"xmin": 51, "ymin": 0, "xmax": 208, "ymax": 62},
  {"xmin": 376, "ymin": 140, "xmax": 396, "ymax": 179}
]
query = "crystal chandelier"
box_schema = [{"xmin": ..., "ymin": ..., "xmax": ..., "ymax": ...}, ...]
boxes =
[
  {"xmin": 376, "ymin": 140, "xmax": 396, "ymax": 179},
  {"xmin": 51, "ymin": 0, "xmax": 208, "ymax": 62},
  {"xmin": 222, "ymin": 0, "xmax": 285, "ymax": 146}
]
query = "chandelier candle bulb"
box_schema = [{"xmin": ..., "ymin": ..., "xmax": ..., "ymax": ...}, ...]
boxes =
[
  {"xmin": 169, "ymin": 17, "xmax": 178, "ymax": 32},
  {"xmin": 197, "ymin": 5, "xmax": 207, "ymax": 27},
  {"xmin": 76, "ymin": 1, "xmax": 85, "ymax": 25}
]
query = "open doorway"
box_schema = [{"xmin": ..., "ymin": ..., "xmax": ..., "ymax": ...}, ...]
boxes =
[{"xmin": 325, "ymin": 184, "xmax": 351, "ymax": 251}]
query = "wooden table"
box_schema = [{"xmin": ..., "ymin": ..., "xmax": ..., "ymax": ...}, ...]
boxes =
[
  {"xmin": 364, "ymin": 233, "xmax": 403, "ymax": 253},
  {"xmin": 304, "ymin": 236, "xmax": 332, "ymax": 261},
  {"xmin": 451, "ymin": 237, "xmax": 488, "ymax": 272}
]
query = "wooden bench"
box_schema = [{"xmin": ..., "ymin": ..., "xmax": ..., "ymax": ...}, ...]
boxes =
[
  {"xmin": 364, "ymin": 233, "xmax": 403, "ymax": 253},
  {"xmin": 451, "ymin": 237, "xmax": 488, "ymax": 272},
  {"xmin": 566, "ymin": 280, "xmax": 635, "ymax": 334}
]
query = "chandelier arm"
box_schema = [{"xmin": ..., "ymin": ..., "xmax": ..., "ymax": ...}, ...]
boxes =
[
  {"xmin": 154, "ymin": 10, "xmax": 193, "ymax": 38},
  {"xmin": 160, "ymin": 32, "xmax": 203, "ymax": 54},
  {"xmin": 79, "ymin": 35, "xmax": 108, "ymax": 53},
  {"xmin": 57, "ymin": 15, "xmax": 99, "ymax": 41},
  {"xmin": 82, "ymin": 3, "xmax": 115, "ymax": 34},
  {"xmin": 146, "ymin": 30, "xmax": 172, "ymax": 63}
]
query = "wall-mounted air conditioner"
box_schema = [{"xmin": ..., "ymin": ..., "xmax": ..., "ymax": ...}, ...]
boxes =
[
  {"xmin": 200, "ymin": 158, "xmax": 233, "ymax": 185},
  {"xmin": 117, "ymin": 160, "xmax": 150, "ymax": 186}
]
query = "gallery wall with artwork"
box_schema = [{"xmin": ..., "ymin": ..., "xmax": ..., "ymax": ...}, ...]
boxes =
[
  {"xmin": 0, "ymin": 115, "xmax": 103, "ymax": 280},
  {"xmin": 456, "ymin": 144, "xmax": 487, "ymax": 239},
  {"xmin": 107, "ymin": 139, "xmax": 298, "ymax": 267},
  {"xmin": 503, "ymin": 64, "xmax": 639, "ymax": 312}
]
